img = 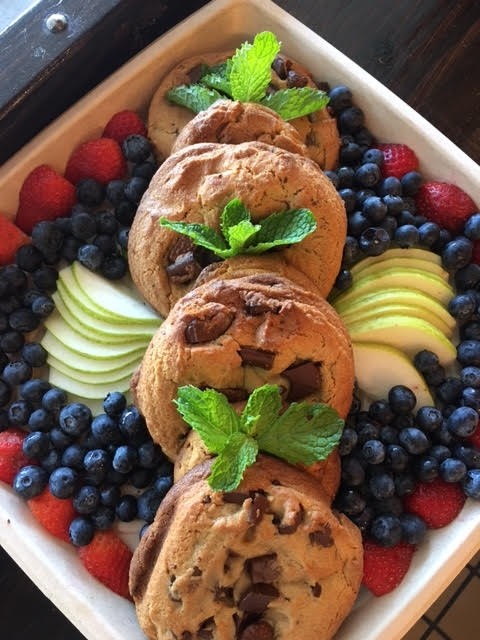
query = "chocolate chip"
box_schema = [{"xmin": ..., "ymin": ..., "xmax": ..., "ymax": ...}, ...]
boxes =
[
  {"xmin": 283, "ymin": 361, "xmax": 320, "ymax": 401},
  {"xmin": 197, "ymin": 617, "xmax": 215, "ymax": 640},
  {"xmin": 223, "ymin": 492, "xmax": 249, "ymax": 505},
  {"xmin": 244, "ymin": 291, "xmax": 281, "ymax": 316},
  {"xmin": 181, "ymin": 633, "xmax": 193, "ymax": 640},
  {"xmin": 214, "ymin": 585, "xmax": 235, "ymax": 607},
  {"xmin": 166, "ymin": 250, "xmax": 202, "ymax": 283},
  {"xmin": 311, "ymin": 582, "xmax": 322, "ymax": 598},
  {"xmin": 238, "ymin": 347, "xmax": 275, "ymax": 369},
  {"xmin": 271, "ymin": 55, "xmax": 288, "ymax": 79},
  {"xmin": 184, "ymin": 306, "xmax": 234, "ymax": 344},
  {"xmin": 238, "ymin": 620, "xmax": 275, "ymax": 640},
  {"xmin": 247, "ymin": 492, "xmax": 270, "ymax": 525},
  {"xmin": 276, "ymin": 504, "xmax": 304, "ymax": 535},
  {"xmin": 188, "ymin": 63, "xmax": 206, "ymax": 84},
  {"xmin": 309, "ymin": 524, "xmax": 333, "ymax": 547},
  {"xmin": 217, "ymin": 387, "xmax": 248, "ymax": 403},
  {"xmin": 246, "ymin": 553, "xmax": 279, "ymax": 583},
  {"xmin": 192, "ymin": 566, "xmax": 202, "ymax": 577},
  {"xmin": 238, "ymin": 583, "xmax": 279, "ymax": 613},
  {"xmin": 287, "ymin": 70, "xmax": 309, "ymax": 88}
]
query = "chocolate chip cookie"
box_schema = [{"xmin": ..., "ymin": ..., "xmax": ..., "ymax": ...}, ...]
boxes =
[
  {"xmin": 128, "ymin": 141, "xmax": 346, "ymax": 317},
  {"xmin": 130, "ymin": 273, "xmax": 354, "ymax": 460},
  {"xmin": 129, "ymin": 455, "xmax": 362, "ymax": 640}
]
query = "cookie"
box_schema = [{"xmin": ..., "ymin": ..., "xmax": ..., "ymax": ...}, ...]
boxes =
[
  {"xmin": 129, "ymin": 454, "xmax": 362, "ymax": 640},
  {"xmin": 131, "ymin": 273, "xmax": 354, "ymax": 460},
  {"xmin": 147, "ymin": 51, "xmax": 340, "ymax": 169},
  {"xmin": 171, "ymin": 100, "xmax": 308, "ymax": 156},
  {"xmin": 174, "ymin": 430, "xmax": 341, "ymax": 503},
  {"xmin": 128, "ymin": 141, "xmax": 346, "ymax": 317}
]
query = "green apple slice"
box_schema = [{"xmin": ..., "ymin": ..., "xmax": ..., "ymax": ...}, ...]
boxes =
[
  {"xmin": 53, "ymin": 287, "xmax": 158, "ymax": 344},
  {"xmin": 41, "ymin": 331, "xmax": 143, "ymax": 372},
  {"xmin": 351, "ymin": 248, "xmax": 442, "ymax": 273},
  {"xmin": 48, "ymin": 366, "xmax": 132, "ymax": 398},
  {"xmin": 346, "ymin": 314, "xmax": 457, "ymax": 366},
  {"xmin": 353, "ymin": 342, "xmax": 434, "ymax": 408},
  {"xmin": 331, "ymin": 268, "xmax": 454, "ymax": 307},
  {"xmin": 47, "ymin": 353, "xmax": 140, "ymax": 384},
  {"xmin": 72, "ymin": 262, "xmax": 161, "ymax": 323},
  {"xmin": 351, "ymin": 257, "xmax": 448, "ymax": 281},
  {"xmin": 43, "ymin": 313, "xmax": 148, "ymax": 359}
]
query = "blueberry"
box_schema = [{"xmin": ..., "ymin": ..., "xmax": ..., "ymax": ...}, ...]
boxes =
[
  {"xmin": 31, "ymin": 221, "xmax": 64, "ymax": 262},
  {"xmin": 394, "ymin": 224, "xmax": 419, "ymax": 248},
  {"xmin": 8, "ymin": 307, "xmax": 40, "ymax": 333},
  {"xmin": 362, "ymin": 196, "xmax": 387, "ymax": 224},
  {"xmin": 137, "ymin": 486, "xmax": 163, "ymax": 524},
  {"xmin": 101, "ymin": 255, "xmax": 127, "ymax": 280},
  {"xmin": 49, "ymin": 466, "xmax": 78, "ymax": 498},
  {"xmin": 358, "ymin": 227, "xmax": 390, "ymax": 256},
  {"xmin": 83, "ymin": 449, "xmax": 110, "ymax": 485},
  {"xmin": 115, "ymin": 494, "xmax": 138, "ymax": 521},
  {"xmin": 73, "ymin": 485, "xmax": 100, "ymax": 515},
  {"xmin": 333, "ymin": 269, "xmax": 352, "ymax": 292},
  {"xmin": 342, "ymin": 235, "xmax": 361, "ymax": 267},
  {"xmin": 0, "ymin": 380, "xmax": 11, "ymax": 407},
  {"xmin": 448, "ymin": 292, "xmax": 477, "ymax": 322},
  {"xmin": 368, "ymin": 399, "xmax": 394, "ymax": 425},
  {"xmin": 416, "ymin": 406, "xmax": 443, "ymax": 433},
  {"xmin": 8, "ymin": 399, "xmax": 31, "ymax": 426},
  {"xmin": 49, "ymin": 427, "xmax": 73, "ymax": 450},
  {"xmin": 369, "ymin": 472, "xmax": 395, "ymax": 499},
  {"xmin": 132, "ymin": 161, "xmax": 156, "ymax": 181},
  {"xmin": 415, "ymin": 455, "xmax": 439, "ymax": 482},
  {"xmin": 382, "ymin": 194, "xmax": 404, "ymax": 216},
  {"xmin": 336, "ymin": 166, "xmax": 355, "ymax": 188},
  {"xmin": 455, "ymin": 264, "xmax": 480, "ymax": 291},
  {"xmin": 338, "ymin": 106, "xmax": 365, "ymax": 133},
  {"xmin": 454, "ymin": 445, "xmax": 480, "ymax": 469},
  {"xmin": 93, "ymin": 234, "xmax": 117, "ymax": 256},
  {"xmin": 418, "ymin": 221, "xmax": 441, "ymax": 248},
  {"xmin": 99, "ymin": 484, "xmax": 121, "ymax": 508},
  {"xmin": 122, "ymin": 134, "xmax": 152, "ymax": 163},
  {"xmin": 77, "ymin": 244, "xmax": 104, "ymax": 271},
  {"xmin": 61, "ymin": 444, "xmax": 88, "ymax": 470},
  {"xmin": 76, "ymin": 178, "xmax": 105, "ymax": 207},
  {"xmin": 399, "ymin": 171, "xmax": 422, "ymax": 196},
  {"xmin": 91, "ymin": 413, "xmax": 122, "ymax": 445},
  {"xmin": 2, "ymin": 361, "xmax": 32, "ymax": 387},
  {"xmin": 457, "ymin": 340, "xmax": 480, "ymax": 367},
  {"xmin": 119, "ymin": 405, "xmax": 148, "ymax": 445},
  {"xmin": 355, "ymin": 162, "xmax": 381, "ymax": 188},
  {"xmin": 436, "ymin": 377, "xmax": 463, "ymax": 405},
  {"xmin": 355, "ymin": 127, "xmax": 374, "ymax": 148},
  {"xmin": 15, "ymin": 244, "xmax": 43, "ymax": 272},
  {"xmin": 389, "ymin": 385, "xmax": 416, "ymax": 415},
  {"xmin": 13, "ymin": 465, "xmax": 48, "ymax": 498},
  {"xmin": 347, "ymin": 211, "xmax": 369, "ymax": 236},
  {"xmin": 106, "ymin": 179, "xmax": 126, "ymax": 205},
  {"xmin": 90, "ymin": 505, "xmax": 115, "ymax": 530},
  {"xmin": 22, "ymin": 431, "xmax": 50, "ymax": 458},
  {"xmin": 378, "ymin": 176, "xmax": 402, "ymax": 197},
  {"xmin": 27, "ymin": 408, "xmax": 54, "ymax": 432},
  {"xmin": 96, "ymin": 211, "xmax": 119, "ymax": 236},
  {"xmin": 154, "ymin": 474, "xmax": 173, "ymax": 499},
  {"xmin": 0, "ymin": 330, "xmax": 24, "ymax": 353},
  {"xmin": 32, "ymin": 265, "xmax": 58, "ymax": 291},
  {"xmin": 362, "ymin": 148, "xmax": 384, "ymax": 166},
  {"xmin": 370, "ymin": 514, "xmax": 402, "ymax": 547},
  {"xmin": 339, "ymin": 141, "xmax": 363, "ymax": 165},
  {"xmin": 386, "ymin": 444, "xmax": 409, "ymax": 472},
  {"xmin": 414, "ymin": 350, "xmax": 440, "ymax": 375},
  {"xmin": 69, "ymin": 516, "xmax": 95, "ymax": 546},
  {"xmin": 429, "ymin": 444, "xmax": 452, "ymax": 463},
  {"xmin": 463, "ymin": 213, "xmax": 480, "ymax": 240},
  {"xmin": 328, "ymin": 85, "xmax": 353, "ymax": 112},
  {"xmin": 463, "ymin": 469, "xmax": 480, "ymax": 499},
  {"xmin": 21, "ymin": 342, "xmax": 48, "ymax": 368},
  {"xmin": 335, "ymin": 488, "xmax": 366, "ymax": 516},
  {"xmin": 103, "ymin": 391, "xmax": 127, "ymax": 417},
  {"xmin": 399, "ymin": 513, "xmax": 426, "ymax": 544},
  {"xmin": 112, "ymin": 444, "xmax": 138, "ymax": 474},
  {"xmin": 71, "ymin": 211, "xmax": 97, "ymax": 241},
  {"xmin": 446, "ymin": 406, "xmax": 478, "ymax": 438},
  {"xmin": 117, "ymin": 227, "xmax": 129, "ymax": 250},
  {"xmin": 137, "ymin": 441, "xmax": 164, "ymax": 469},
  {"xmin": 341, "ymin": 455, "xmax": 366, "ymax": 486},
  {"xmin": 398, "ymin": 428, "xmax": 430, "ymax": 455},
  {"xmin": 394, "ymin": 473, "xmax": 417, "ymax": 497},
  {"xmin": 42, "ymin": 387, "xmax": 67, "ymax": 417},
  {"xmin": 440, "ymin": 458, "xmax": 467, "ymax": 483},
  {"xmin": 61, "ymin": 236, "xmax": 82, "ymax": 264},
  {"xmin": 124, "ymin": 176, "xmax": 148, "ymax": 204},
  {"xmin": 59, "ymin": 403, "xmax": 92, "ymax": 437},
  {"xmin": 442, "ymin": 236, "xmax": 473, "ymax": 272},
  {"xmin": 361, "ymin": 439, "xmax": 386, "ymax": 464},
  {"xmin": 462, "ymin": 386, "xmax": 480, "ymax": 410},
  {"xmin": 379, "ymin": 425, "xmax": 399, "ymax": 445},
  {"xmin": 338, "ymin": 427, "xmax": 358, "ymax": 456}
]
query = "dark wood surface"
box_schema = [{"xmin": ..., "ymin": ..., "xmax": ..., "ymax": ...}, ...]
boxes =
[{"xmin": 0, "ymin": 1, "xmax": 479, "ymax": 639}]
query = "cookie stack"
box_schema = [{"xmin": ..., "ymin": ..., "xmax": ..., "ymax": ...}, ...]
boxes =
[{"xmin": 127, "ymin": 52, "xmax": 362, "ymax": 640}]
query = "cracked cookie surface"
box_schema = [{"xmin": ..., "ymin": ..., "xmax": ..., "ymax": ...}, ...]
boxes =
[{"xmin": 129, "ymin": 455, "xmax": 362, "ymax": 640}]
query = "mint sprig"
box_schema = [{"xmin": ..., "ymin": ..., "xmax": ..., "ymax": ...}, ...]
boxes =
[
  {"xmin": 166, "ymin": 31, "xmax": 329, "ymax": 121},
  {"xmin": 160, "ymin": 198, "xmax": 316, "ymax": 259},
  {"xmin": 174, "ymin": 384, "xmax": 343, "ymax": 491}
]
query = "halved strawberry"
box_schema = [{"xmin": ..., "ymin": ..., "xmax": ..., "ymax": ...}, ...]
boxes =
[
  {"xmin": 377, "ymin": 142, "xmax": 419, "ymax": 179},
  {"xmin": 415, "ymin": 181, "xmax": 478, "ymax": 234},
  {"xmin": 0, "ymin": 214, "xmax": 30, "ymax": 265},
  {"xmin": 103, "ymin": 110, "xmax": 147, "ymax": 144},
  {"xmin": 403, "ymin": 477, "xmax": 466, "ymax": 529},
  {"xmin": 78, "ymin": 530, "xmax": 132, "ymax": 599},
  {"xmin": 65, "ymin": 138, "xmax": 126, "ymax": 185},
  {"xmin": 362, "ymin": 539, "xmax": 415, "ymax": 596},
  {"xmin": 0, "ymin": 429, "xmax": 33, "ymax": 485},
  {"xmin": 27, "ymin": 488, "xmax": 77, "ymax": 543}
]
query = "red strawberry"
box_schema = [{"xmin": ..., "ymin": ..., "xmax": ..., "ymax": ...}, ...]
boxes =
[
  {"xmin": 0, "ymin": 214, "xmax": 30, "ymax": 265},
  {"xmin": 377, "ymin": 142, "xmax": 419, "ymax": 179},
  {"xmin": 15, "ymin": 164, "xmax": 76, "ymax": 233},
  {"xmin": 103, "ymin": 110, "xmax": 147, "ymax": 144},
  {"xmin": 65, "ymin": 137, "xmax": 126, "ymax": 185},
  {"xmin": 403, "ymin": 477, "xmax": 466, "ymax": 529},
  {"xmin": 28, "ymin": 488, "xmax": 76, "ymax": 543},
  {"xmin": 362, "ymin": 540, "xmax": 415, "ymax": 596},
  {"xmin": 415, "ymin": 181, "xmax": 478, "ymax": 234},
  {"xmin": 466, "ymin": 423, "xmax": 480, "ymax": 449},
  {"xmin": 0, "ymin": 428, "xmax": 32, "ymax": 485},
  {"xmin": 472, "ymin": 240, "xmax": 480, "ymax": 265},
  {"xmin": 78, "ymin": 530, "xmax": 132, "ymax": 599}
]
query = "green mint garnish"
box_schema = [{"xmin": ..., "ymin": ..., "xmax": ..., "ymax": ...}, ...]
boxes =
[
  {"xmin": 160, "ymin": 198, "xmax": 316, "ymax": 259},
  {"xmin": 166, "ymin": 31, "xmax": 328, "ymax": 121},
  {"xmin": 174, "ymin": 384, "xmax": 343, "ymax": 491}
]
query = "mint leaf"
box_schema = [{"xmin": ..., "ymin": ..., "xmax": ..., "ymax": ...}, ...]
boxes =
[
  {"xmin": 240, "ymin": 385, "xmax": 282, "ymax": 436},
  {"xmin": 257, "ymin": 402, "xmax": 343, "ymax": 466},
  {"xmin": 167, "ymin": 84, "xmax": 224, "ymax": 113},
  {"xmin": 220, "ymin": 198, "xmax": 250, "ymax": 240},
  {"xmin": 229, "ymin": 31, "xmax": 280, "ymax": 102},
  {"xmin": 159, "ymin": 218, "xmax": 229, "ymax": 256},
  {"xmin": 208, "ymin": 432, "xmax": 258, "ymax": 491},
  {"xmin": 261, "ymin": 87, "xmax": 329, "ymax": 121},
  {"xmin": 175, "ymin": 385, "xmax": 240, "ymax": 453},
  {"xmin": 200, "ymin": 61, "xmax": 233, "ymax": 96},
  {"xmin": 245, "ymin": 208, "xmax": 316, "ymax": 253},
  {"xmin": 227, "ymin": 219, "xmax": 261, "ymax": 254}
]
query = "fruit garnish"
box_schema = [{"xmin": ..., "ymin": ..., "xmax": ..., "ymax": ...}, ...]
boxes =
[
  {"xmin": 78, "ymin": 530, "xmax": 133, "ymax": 599},
  {"xmin": 160, "ymin": 197, "xmax": 316, "ymax": 259},
  {"xmin": 403, "ymin": 477, "xmax": 466, "ymax": 529},
  {"xmin": 15, "ymin": 164, "xmax": 76, "ymax": 233},
  {"xmin": 27, "ymin": 488, "xmax": 77, "ymax": 543},
  {"xmin": 174, "ymin": 383, "xmax": 343, "ymax": 491},
  {"xmin": 65, "ymin": 137, "xmax": 126, "ymax": 185},
  {"xmin": 362, "ymin": 540, "xmax": 415, "ymax": 596},
  {"xmin": 167, "ymin": 31, "xmax": 329, "ymax": 121},
  {"xmin": 376, "ymin": 143, "xmax": 419, "ymax": 179},
  {"xmin": 0, "ymin": 429, "xmax": 33, "ymax": 485},
  {"xmin": 0, "ymin": 214, "xmax": 30, "ymax": 265},
  {"xmin": 102, "ymin": 109, "xmax": 148, "ymax": 144},
  {"xmin": 415, "ymin": 181, "xmax": 478, "ymax": 234}
]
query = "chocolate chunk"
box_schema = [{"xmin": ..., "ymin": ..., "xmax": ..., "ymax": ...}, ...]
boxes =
[
  {"xmin": 247, "ymin": 492, "xmax": 270, "ymax": 525},
  {"xmin": 271, "ymin": 55, "xmax": 288, "ymax": 79},
  {"xmin": 181, "ymin": 633, "xmax": 192, "ymax": 640},
  {"xmin": 214, "ymin": 585, "xmax": 235, "ymax": 607},
  {"xmin": 238, "ymin": 620, "xmax": 275, "ymax": 640},
  {"xmin": 184, "ymin": 307, "xmax": 234, "ymax": 344},
  {"xmin": 188, "ymin": 63, "xmax": 205, "ymax": 84},
  {"xmin": 217, "ymin": 387, "xmax": 248, "ymax": 403},
  {"xmin": 311, "ymin": 582, "xmax": 322, "ymax": 598},
  {"xmin": 244, "ymin": 291, "xmax": 281, "ymax": 316},
  {"xmin": 167, "ymin": 236, "xmax": 195, "ymax": 262},
  {"xmin": 276, "ymin": 504, "xmax": 304, "ymax": 535},
  {"xmin": 246, "ymin": 553, "xmax": 279, "ymax": 584},
  {"xmin": 192, "ymin": 566, "xmax": 202, "ymax": 577},
  {"xmin": 223, "ymin": 492, "xmax": 249, "ymax": 505},
  {"xmin": 197, "ymin": 618, "xmax": 215, "ymax": 640},
  {"xmin": 238, "ymin": 583, "xmax": 279, "ymax": 613},
  {"xmin": 309, "ymin": 524, "xmax": 333, "ymax": 547},
  {"xmin": 166, "ymin": 250, "xmax": 202, "ymax": 283},
  {"xmin": 238, "ymin": 347, "xmax": 275, "ymax": 369},
  {"xmin": 286, "ymin": 70, "xmax": 309, "ymax": 88},
  {"xmin": 283, "ymin": 361, "xmax": 320, "ymax": 401}
]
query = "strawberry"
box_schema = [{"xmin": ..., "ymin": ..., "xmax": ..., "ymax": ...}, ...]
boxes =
[
  {"xmin": 472, "ymin": 240, "xmax": 480, "ymax": 265},
  {"xmin": 466, "ymin": 423, "xmax": 480, "ymax": 449},
  {"xmin": 377, "ymin": 142, "xmax": 419, "ymax": 179},
  {"xmin": 78, "ymin": 530, "xmax": 133, "ymax": 599},
  {"xmin": 0, "ymin": 428, "xmax": 32, "ymax": 485},
  {"xmin": 103, "ymin": 110, "xmax": 147, "ymax": 144},
  {"xmin": 403, "ymin": 477, "xmax": 466, "ymax": 529},
  {"xmin": 15, "ymin": 164, "xmax": 76, "ymax": 233},
  {"xmin": 28, "ymin": 488, "xmax": 76, "ymax": 543},
  {"xmin": 415, "ymin": 181, "xmax": 478, "ymax": 234},
  {"xmin": 0, "ymin": 214, "xmax": 30, "ymax": 264},
  {"xmin": 362, "ymin": 540, "xmax": 415, "ymax": 596},
  {"xmin": 65, "ymin": 137, "xmax": 126, "ymax": 185}
]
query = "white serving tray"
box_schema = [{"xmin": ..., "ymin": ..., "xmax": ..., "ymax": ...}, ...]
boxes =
[{"xmin": 1, "ymin": 1, "xmax": 479, "ymax": 639}]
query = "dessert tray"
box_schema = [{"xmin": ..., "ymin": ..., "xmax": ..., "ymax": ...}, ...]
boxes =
[{"xmin": 1, "ymin": 0, "xmax": 480, "ymax": 639}]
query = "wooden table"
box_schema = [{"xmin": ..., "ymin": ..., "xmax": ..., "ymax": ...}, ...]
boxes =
[{"xmin": 0, "ymin": 1, "xmax": 479, "ymax": 638}]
